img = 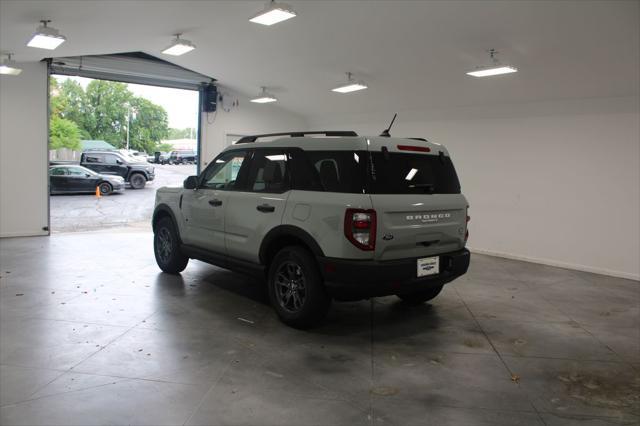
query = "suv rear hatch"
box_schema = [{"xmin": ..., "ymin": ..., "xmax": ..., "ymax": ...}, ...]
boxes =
[{"xmin": 365, "ymin": 138, "xmax": 468, "ymax": 261}]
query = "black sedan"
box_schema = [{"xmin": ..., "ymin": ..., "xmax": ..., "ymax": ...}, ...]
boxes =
[{"xmin": 49, "ymin": 165, "xmax": 125, "ymax": 195}]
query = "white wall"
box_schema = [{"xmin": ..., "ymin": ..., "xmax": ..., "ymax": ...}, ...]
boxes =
[
  {"xmin": 309, "ymin": 97, "xmax": 640, "ymax": 280},
  {"xmin": 199, "ymin": 90, "xmax": 308, "ymax": 168},
  {"xmin": 0, "ymin": 62, "xmax": 49, "ymax": 238}
]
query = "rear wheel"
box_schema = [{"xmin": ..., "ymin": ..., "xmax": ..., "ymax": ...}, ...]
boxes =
[
  {"xmin": 154, "ymin": 217, "xmax": 189, "ymax": 274},
  {"xmin": 268, "ymin": 246, "xmax": 331, "ymax": 329},
  {"xmin": 397, "ymin": 285, "xmax": 444, "ymax": 305},
  {"xmin": 130, "ymin": 173, "xmax": 146, "ymax": 189},
  {"xmin": 98, "ymin": 182, "xmax": 113, "ymax": 195}
]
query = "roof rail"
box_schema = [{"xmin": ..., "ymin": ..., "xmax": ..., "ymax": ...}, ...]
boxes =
[{"xmin": 235, "ymin": 131, "xmax": 358, "ymax": 144}]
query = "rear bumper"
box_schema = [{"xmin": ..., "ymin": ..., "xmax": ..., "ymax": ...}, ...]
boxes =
[{"xmin": 317, "ymin": 248, "xmax": 470, "ymax": 300}]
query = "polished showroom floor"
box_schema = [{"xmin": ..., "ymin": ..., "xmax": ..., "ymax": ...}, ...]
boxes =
[{"xmin": 0, "ymin": 230, "xmax": 638, "ymax": 426}]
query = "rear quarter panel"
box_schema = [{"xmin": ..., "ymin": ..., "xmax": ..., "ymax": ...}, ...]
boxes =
[{"xmin": 282, "ymin": 190, "xmax": 374, "ymax": 260}]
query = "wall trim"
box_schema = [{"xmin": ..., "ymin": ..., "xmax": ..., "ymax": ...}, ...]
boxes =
[
  {"xmin": 468, "ymin": 246, "xmax": 640, "ymax": 282},
  {"xmin": 0, "ymin": 231, "xmax": 48, "ymax": 238}
]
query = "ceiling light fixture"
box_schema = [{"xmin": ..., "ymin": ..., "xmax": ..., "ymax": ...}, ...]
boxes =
[
  {"xmin": 250, "ymin": 0, "xmax": 296, "ymax": 26},
  {"xmin": 161, "ymin": 34, "xmax": 196, "ymax": 56},
  {"xmin": 466, "ymin": 49, "xmax": 517, "ymax": 77},
  {"xmin": 0, "ymin": 54, "xmax": 22, "ymax": 76},
  {"xmin": 332, "ymin": 72, "xmax": 368, "ymax": 93},
  {"xmin": 27, "ymin": 20, "xmax": 66, "ymax": 50},
  {"xmin": 250, "ymin": 87, "xmax": 277, "ymax": 103}
]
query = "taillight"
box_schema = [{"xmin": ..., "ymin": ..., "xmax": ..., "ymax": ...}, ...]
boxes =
[{"xmin": 344, "ymin": 208, "xmax": 376, "ymax": 251}]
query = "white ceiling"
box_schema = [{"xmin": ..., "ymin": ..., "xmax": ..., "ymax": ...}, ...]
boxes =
[{"xmin": 1, "ymin": 0, "xmax": 638, "ymax": 121}]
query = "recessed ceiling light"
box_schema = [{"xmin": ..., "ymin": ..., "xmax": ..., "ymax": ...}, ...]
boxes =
[
  {"xmin": 467, "ymin": 49, "xmax": 518, "ymax": 77},
  {"xmin": 332, "ymin": 72, "xmax": 368, "ymax": 93},
  {"xmin": 162, "ymin": 34, "xmax": 196, "ymax": 56},
  {"xmin": 27, "ymin": 20, "xmax": 66, "ymax": 50},
  {"xmin": 251, "ymin": 87, "xmax": 277, "ymax": 103},
  {"xmin": 250, "ymin": 0, "xmax": 296, "ymax": 26},
  {"xmin": 0, "ymin": 54, "xmax": 22, "ymax": 76}
]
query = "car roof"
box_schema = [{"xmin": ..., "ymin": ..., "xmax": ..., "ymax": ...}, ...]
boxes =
[{"xmin": 222, "ymin": 135, "xmax": 450, "ymax": 156}]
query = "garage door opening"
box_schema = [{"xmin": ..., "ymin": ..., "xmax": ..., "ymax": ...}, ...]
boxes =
[
  {"xmin": 46, "ymin": 52, "xmax": 214, "ymax": 233},
  {"xmin": 49, "ymin": 75, "xmax": 200, "ymax": 232}
]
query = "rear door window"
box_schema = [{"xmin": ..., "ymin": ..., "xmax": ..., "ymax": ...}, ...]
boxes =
[
  {"xmin": 290, "ymin": 150, "xmax": 366, "ymax": 193},
  {"xmin": 246, "ymin": 150, "xmax": 289, "ymax": 193},
  {"xmin": 84, "ymin": 154, "xmax": 104, "ymax": 163},
  {"xmin": 367, "ymin": 152, "xmax": 461, "ymax": 194}
]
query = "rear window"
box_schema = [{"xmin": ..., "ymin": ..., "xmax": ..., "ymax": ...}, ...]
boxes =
[{"xmin": 367, "ymin": 152, "xmax": 460, "ymax": 194}]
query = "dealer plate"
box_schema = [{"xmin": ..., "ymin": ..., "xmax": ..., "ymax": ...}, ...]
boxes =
[{"xmin": 417, "ymin": 256, "xmax": 439, "ymax": 277}]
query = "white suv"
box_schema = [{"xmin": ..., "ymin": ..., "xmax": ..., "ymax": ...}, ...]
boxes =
[{"xmin": 152, "ymin": 131, "xmax": 470, "ymax": 328}]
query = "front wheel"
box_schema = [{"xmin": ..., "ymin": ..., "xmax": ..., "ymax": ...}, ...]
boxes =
[
  {"xmin": 129, "ymin": 173, "xmax": 146, "ymax": 189},
  {"xmin": 397, "ymin": 285, "xmax": 444, "ymax": 306},
  {"xmin": 98, "ymin": 182, "xmax": 113, "ymax": 195},
  {"xmin": 154, "ymin": 217, "xmax": 189, "ymax": 274},
  {"xmin": 267, "ymin": 246, "xmax": 331, "ymax": 329}
]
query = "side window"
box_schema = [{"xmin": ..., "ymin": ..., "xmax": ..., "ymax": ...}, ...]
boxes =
[
  {"xmin": 200, "ymin": 151, "xmax": 247, "ymax": 190},
  {"xmin": 294, "ymin": 151, "xmax": 366, "ymax": 193},
  {"xmin": 67, "ymin": 167, "xmax": 88, "ymax": 176},
  {"xmin": 50, "ymin": 167, "xmax": 67, "ymax": 176},
  {"xmin": 246, "ymin": 150, "xmax": 289, "ymax": 193},
  {"xmin": 103, "ymin": 154, "xmax": 121, "ymax": 165},
  {"xmin": 84, "ymin": 154, "xmax": 104, "ymax": 164},
  {"xmin": 289, "ymin": 150, "xmax": 322, "ymax": 191}
]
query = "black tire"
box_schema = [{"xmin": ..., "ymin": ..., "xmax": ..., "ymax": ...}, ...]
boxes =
[
  {"xmin": 154, "ymin": 217, "xmax": 189, "ymax": 274},
  {"xmin": 129, "ymin": 173, "xmax": 146, "ymax": 189},
  {"xmin": 98, "ymin": 182, "xmax": 113, "ymax": 196},
  {"xmin": 267, "ymin": 246, "xmax": 331, "ymax": 329},
  {"xmin": 397, "ymin": 285, "xmax": 444, "ymax": 306}
]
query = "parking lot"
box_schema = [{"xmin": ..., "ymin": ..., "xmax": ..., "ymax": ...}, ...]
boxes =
[{"xmin": 50, "ymin": 164, "xmax": 196, "ymax": 232}]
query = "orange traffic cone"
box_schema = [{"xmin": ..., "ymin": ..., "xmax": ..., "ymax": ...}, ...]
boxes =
[{"xmin": 95, "ymin": 186, "xmax": 101, "ymax": 198}]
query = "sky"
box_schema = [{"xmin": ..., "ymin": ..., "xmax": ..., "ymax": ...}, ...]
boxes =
[{"xmin": 53, "ymin": 75, "xmax": 199, "ymax": 130}]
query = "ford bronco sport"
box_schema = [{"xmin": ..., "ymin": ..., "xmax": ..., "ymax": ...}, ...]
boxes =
[{"xmin": 152, "ymin": 130, "xmax": 470, "ymax": 328}]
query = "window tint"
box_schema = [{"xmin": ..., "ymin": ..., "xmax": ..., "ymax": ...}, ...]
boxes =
[
  {"xmin": 367, "ymin": 152, "xmax": 460, "ymax": 194},
  {"xmin": 84, "ymin": 154, "xmax": 103, "ymax": 164},
  {"xmin": 246, "ymin": 150, "xmax": 289, "ymax": 193},
  {"xmin": 200, "ymin": 151, "xmax": 247, "ymax": 190},
  {"xmin": 103, "ymin": 154, "xmax": 122, "ymax": 165},
  {"xmin": 293, "ymin": 150, "xmax": 366, "ymax": 193},
  {"xmin": 67, "ymin": 167, "xmax": 92, "ymax": 176},
  {"xmin": 50, "ymin": 167, "xmax": 67, "ymax": 176}
]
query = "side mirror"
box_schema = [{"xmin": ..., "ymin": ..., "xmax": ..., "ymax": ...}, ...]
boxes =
[
  {"xmin": 85, "ymin": 173, "xmax": 91, "ymax": 178},
  {"xmin": 116, "ymin": 160, "xmax": 123, "ymax": 165},
  {"xmin": 184, "ymin": 175, "xmax": 198, "ymax": 189}
]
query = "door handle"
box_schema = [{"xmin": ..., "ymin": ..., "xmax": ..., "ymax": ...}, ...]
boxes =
[
  {"xmin": 208, "ymin": 199, "xmax": 223, "ymax": 207},
  {"xmin": 257, "ymin": 204, "xmax": 275, "ymax": 213}
]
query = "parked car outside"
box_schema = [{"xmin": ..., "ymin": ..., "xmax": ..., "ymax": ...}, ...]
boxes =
[
  {"xmin": 49, "ymin": 165, "xmax": 124, "ymax": 195},
  {"xmin": 148, "ymin": 151, "xmax": 170, "ymax": 164},
  {"xmin": 168, "ymin": 150, "xmax": 197, "ymax": 164},
  {"xmin": 152, "ymin": 131, "xmax": 470, "ymax": 328},
  {"xmin": 80, "ymin": 150, "xmax": 154, "ymax": 189}
]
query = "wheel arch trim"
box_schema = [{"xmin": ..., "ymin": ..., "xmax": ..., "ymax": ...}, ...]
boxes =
[{"xmin": 259, "ymin": 225, "xmax": 324, "ymax": 265}]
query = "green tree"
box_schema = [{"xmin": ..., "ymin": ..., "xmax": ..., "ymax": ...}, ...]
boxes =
[
  {"xmin": 129, "ymin": 97, "xmax": 169, "ymax": 153},
  {"xmin": 167, "ymin": 127, "xmax": 196, "ymax": 139},
  {"xmin": 156, "ymin": 143, "xmax": 174, "ymax": 152},
  {"xmin": 50, "ymin": 116, "xmax": 81, "ymax": 150},
  {"xmin": 49, "ymin": 77, "xmax": 171, "ymax": 152},
  {"xmin": 84, "ymin": 80, "xmax": 133, "ymax": 148}
]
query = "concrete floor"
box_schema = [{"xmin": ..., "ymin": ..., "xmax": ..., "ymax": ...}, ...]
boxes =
[{"xmin": 0, "ymin": 230, "xmax": 638, "ymax": 426}]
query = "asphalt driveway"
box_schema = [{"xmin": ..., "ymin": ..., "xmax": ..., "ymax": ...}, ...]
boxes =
[{"xmin": 50, "ymin": 164, "xmax": 196, "ymax": 233}]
